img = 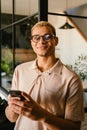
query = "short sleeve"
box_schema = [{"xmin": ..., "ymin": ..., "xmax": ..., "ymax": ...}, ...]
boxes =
[{"xmin": 65, "ymin": 77, "xmax": 84, "ymax": 121}]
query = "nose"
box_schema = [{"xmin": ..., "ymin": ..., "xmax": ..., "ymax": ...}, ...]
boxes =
[{"xmin": 39, "ymin": 36, "xmax": 46, "ymax": 43}]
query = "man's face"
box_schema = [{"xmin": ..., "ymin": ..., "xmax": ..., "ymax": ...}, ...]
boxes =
[{"xmin": 31, "ymin": 26, "xmax": 58, "ymax": 57}]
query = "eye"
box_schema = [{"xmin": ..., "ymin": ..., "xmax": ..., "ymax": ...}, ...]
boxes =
[
  {"xmin": 33, "ymin": 35, "xmax": 40, "ymax": 40},
  {"xmin": 44, "ymin": 34, "xmax": 53, "ymax": 41}
]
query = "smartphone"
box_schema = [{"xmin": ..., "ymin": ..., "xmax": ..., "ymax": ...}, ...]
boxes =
[{"xmin": 9, "ymin": 90, "xmax": 25, "ymax": 100}]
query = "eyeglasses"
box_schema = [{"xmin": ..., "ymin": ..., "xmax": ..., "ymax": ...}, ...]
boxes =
[{"xmin": 31, "ymin": 34, "xmax": 55, "ymax": 43}]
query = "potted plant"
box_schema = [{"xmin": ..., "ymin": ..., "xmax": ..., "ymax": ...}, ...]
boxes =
[{"xmin": 1, "ymin": 47, "xmax": 12, "ymax": 76}]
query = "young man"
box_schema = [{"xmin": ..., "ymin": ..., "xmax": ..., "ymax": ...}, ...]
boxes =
[{"xmin": 5, "ymin": 21, "xmax": 84, "ymax": 130}]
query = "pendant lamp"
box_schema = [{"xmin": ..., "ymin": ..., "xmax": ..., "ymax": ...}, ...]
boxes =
[
  {"xmin": 59, "ymin": 0, "xmax": 74, "ymax": 29},
  {"xmin": 59, "ymin": 20, "xmax": 74, "ymax": 29}
]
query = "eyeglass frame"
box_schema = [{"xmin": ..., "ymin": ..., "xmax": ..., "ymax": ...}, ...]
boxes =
[{"xmin": 30, "ymin": 33, "xmax": 56, "ymax": 43}]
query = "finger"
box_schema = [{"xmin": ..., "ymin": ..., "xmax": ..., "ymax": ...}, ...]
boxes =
[
  {"xmin": 12, "ymin": 103, "xmax": 32, "ymax": 115},
  {"xmin": 8, "ymin": 96, "xmax": 21, "ymax": 106},
  {"xmin": 21, "ymin": 107, "xmax": 32, "ymax": 117},
  {"xmin": 12, "ymin": 104, "xmax": 23, "ymax": 114},
  {"xmin": 12, "ymin": 99, "xmax": 25, "ymax": 108}
]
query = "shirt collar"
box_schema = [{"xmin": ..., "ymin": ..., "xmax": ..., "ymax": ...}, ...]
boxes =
[
  {"xmin": 30, "ymin": 59, "xmax": 38, "ymax": 70},
  {"xmin": 29, "ymin": 58, "xmax": 63, "ymax": 75}
]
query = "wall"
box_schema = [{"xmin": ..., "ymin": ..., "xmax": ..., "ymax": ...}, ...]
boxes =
[{"xmin": 48, "ymin": 14, "xmax": 87, "ymax": 66}]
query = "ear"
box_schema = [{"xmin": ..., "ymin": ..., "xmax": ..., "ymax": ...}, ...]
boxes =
[{"xmin": 55, "ymin": 37, "xmax": 58, "ymax": 46}]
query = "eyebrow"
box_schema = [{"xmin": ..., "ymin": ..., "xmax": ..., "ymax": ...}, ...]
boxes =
[{"xmin": 32, "ymin": 33, "xmax": 54, "ymax": 36}]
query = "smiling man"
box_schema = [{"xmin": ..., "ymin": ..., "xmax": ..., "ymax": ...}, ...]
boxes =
[{"xmin": 5, "ymin": 21, "xmax": 84, "ymax": 130}]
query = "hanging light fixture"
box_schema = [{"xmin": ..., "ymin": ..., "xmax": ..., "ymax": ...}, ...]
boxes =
[
  {"xmin": 59, "ymin": 0, "xmax": 74, "ymax": 29},
  {"xmin": 59, "ymin": 19, "xmax": 74, "ymax": 29}
]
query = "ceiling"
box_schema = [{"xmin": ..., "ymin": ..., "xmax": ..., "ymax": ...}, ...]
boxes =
[
  {"xmin": 48, "ymin": 0, "xmax": 87, "ymax": 16},
  {"xmin": 1, "ymin": 0, "xmax": 87, "ymax": 16}
]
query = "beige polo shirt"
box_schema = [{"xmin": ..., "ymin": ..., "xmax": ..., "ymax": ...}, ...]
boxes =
[{"xmin": 11, "ymin": 59, "xmax": 84, "ymax": 130}]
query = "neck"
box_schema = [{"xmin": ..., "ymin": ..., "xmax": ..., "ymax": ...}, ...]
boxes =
[{"xmin": 36, "ymin": 56, "xmax": 58, "ymax": 72}]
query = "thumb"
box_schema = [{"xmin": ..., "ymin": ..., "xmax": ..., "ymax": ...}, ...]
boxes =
[{"xmin": 21, "ymin": 91, "xmax": 33, "ymax": 101}]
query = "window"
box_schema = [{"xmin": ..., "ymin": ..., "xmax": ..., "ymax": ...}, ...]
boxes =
[{"xmin": 0, "ymin": 0, "xmax": 38, "ymax": 91}]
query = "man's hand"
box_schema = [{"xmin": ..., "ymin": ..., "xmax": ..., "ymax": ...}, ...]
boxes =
[{"xmin": 9, "ymin": 91, "xmax": 46, "ymax": 121}]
